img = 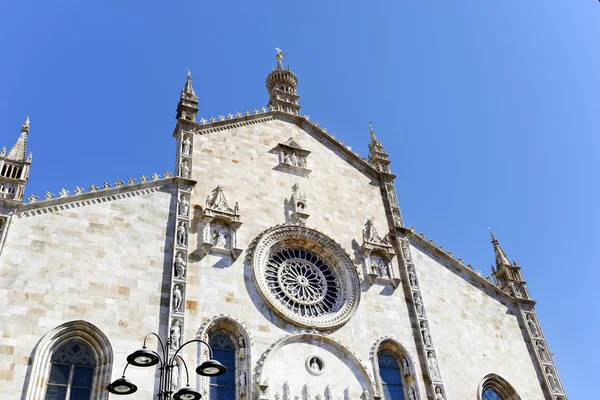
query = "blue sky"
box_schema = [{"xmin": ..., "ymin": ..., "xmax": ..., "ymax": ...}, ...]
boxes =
[{"xmin": 1, "ymin": 1, "xmax": 597, "ymax": 397}]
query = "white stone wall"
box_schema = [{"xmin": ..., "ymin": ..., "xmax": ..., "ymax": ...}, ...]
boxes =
[
  {"xmin": 0, "ymin": 187, "xmax": 175, "ymax": 399},
  {"xmin": 411, "ymin": 241, "xmax": 546, "ymax": 399}
]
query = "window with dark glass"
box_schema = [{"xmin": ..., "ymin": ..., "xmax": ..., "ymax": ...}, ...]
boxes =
[
  {"xmin": 378, "ymin": 352, "xmax": 404, "ymax": 400},
  {"xmin": 45, "ymin": 340, "xmax": 95, "ymax": 400},
  {"xmin": 209, "ymin": 334, "xmax": 236, "ymax": 400},
  {"xmin": 482, "ymin": 388, "xmax": 503, "ymax": 400}
]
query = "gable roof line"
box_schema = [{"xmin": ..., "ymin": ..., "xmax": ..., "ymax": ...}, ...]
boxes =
[
  {"xmin": 399, "ymin": 227, "xmax": 536, "ymax": 306},
  {"xmin": 176, "ymin": 110, "xmax": 386, "ymax": 180}
]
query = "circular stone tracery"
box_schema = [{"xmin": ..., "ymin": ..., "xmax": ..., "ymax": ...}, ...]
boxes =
[{"xmin": 252, "ymin": 225, "xmax": 360, "ymax": 329}]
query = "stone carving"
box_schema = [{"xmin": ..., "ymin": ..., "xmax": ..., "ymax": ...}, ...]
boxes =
[
  {"xmin": 513, "ymin": 284, "xmax": 523, "ymax": 298},
  {"xmin": 115, "ymin": 179, "xmax": 124, "ymax": 187},
  {"xmin": 526, "ymin": 314, "xmax": 540, "ymax": 336},
  {"xmin": 171, "ymin": 362, "xmax": 180, "ymax": 391},
  {"xmin": 408, "ymin": 266, "xmax": 417, "ymax": 287},
  {"xmin": 414, "ymin": 293, "xmax": 424, "ymax": 316},
  {"xmin": 325, "ymin": 386, "xmax": 333, "ymax": 400},
  {"xmin": 546, "ymin": 366, "xmax": 560, "ymax": 392},
  {"xmin": 401, "ymin": 357, "xmax": 409, "ymax": 373},
  {"xmin": 420, "ymin": 321, "xmax": 432, "ymax": 346},
  {"xmin": 181, "ymin": 160, "xmax": 190, "ymax": 178},
  {"xmin": 140, "ymin": 175, "xmax": 148, "ymax": 182},
  {"xmin": 435, "ymin": 386, "xmax": 445, "ymax": 400},
  {"xmin": 536, "ymin": 340, "xmax": 550, "ymax": 362},
  {"xmin": 172, "ymin": 285, "xmax": 183, "ymax": 312},
  {"xmin": 177, "ymin": 222, "xmax": 188, "ymax": 246},
  {"xmin": 45, "ymin": 192, "xmax": 54, "ymax": 200},
  {"xmin": 407, "ymin": 387, "xmax": 416, "ymax": 400},
  {"xmin": 179, "ymin": 194, "xmax": 189, "ymax": 216},
  {"xmin": 59, "ymin": 189, "xmax": 69, "ymax": 197},
  {"xmin": 240, "ymin": 371, "xmax": 247, "ymax": 395},
  {"xmin": 182, "ymin": 136, "xmax": 191, "ymax": 155},
  {"xmin": 427, "ymin": 351, "xmax": 440, "ymax": 380},
  {"xmin": 27, "ymin": 194, "xmax": 38, "ymax": 202},
  {"xmin": 170, "ymin": 320, "xmax": 181, "ymax": 350},
  {"xmin": 213, "ymin": 227, "xmax": 228, "ymax": 248},
  {"xmin": 102, "ymin": 182, "xmax": 111, "ymax": 189},
  {"xmin": 309, "ymin": 357, "xmax": 322, "ymax": 372},
  {"xmin": 277, "ymin": 138, "xmax": 310, "ymax": 171},
  {"xmin": 291, "ymin": 184, "xmax": 309, "ymax": 225},
  {"xmin": 174, "ymin": 252, "xmax": 186, "ymax": 278},
  {"xmin": 128, "ymin": 177, "xmax": 136, "ymax": 185},
  {"xmin": 304, "ymin": 384, "xmax": 312, "ymax": 400},
  {"xmin": 74, "ymin": 186, "xmax": 84, "ymax": 194},
  {"xmin": 152, "ymin": 173, "xmax": 160, "ymax": 180}
]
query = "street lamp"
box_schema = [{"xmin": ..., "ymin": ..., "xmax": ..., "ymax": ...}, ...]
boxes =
[{"xmin": 107, "ymin": 332, "xmax": 227, "ymax": 400}]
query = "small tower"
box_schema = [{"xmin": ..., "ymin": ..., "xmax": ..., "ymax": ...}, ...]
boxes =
[
  {"xmin": 266, "ymin": 48, "xmax": 301, "ymax": 115},
  {"xmin": 176, "ymin": 70, "xmax": 198, "ymax": 121},
  {"xmin": 0, "ymin": 116, "xmax": 32, "ymax": 202},
  {"xmin": 490, "ymin": 231, "xmax": 530, "ymax": 300},
  {"xmin": 368, "ymin": 123, "xmax": 392, "ymax": 175}
]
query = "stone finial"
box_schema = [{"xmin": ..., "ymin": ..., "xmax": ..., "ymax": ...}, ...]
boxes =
[
  {"xmin": 27, "ymin": 194, "xmax": 38, "ymax": 203},
  {"xmin": 74, "ymin": 186, "xmax": 84, "ymax": 195},
  {"xmin": 127, "ymin": 177, "xmax": 136, "ymax": 185},
  {"xmin": 218, "ymin": 115, "xmax": 225, "ymax": 121},
  {"xmin": 115, "ymin": 179, "xmax": 124, "ymax": 187},
  {"xmin": 89, "ymin": 184, "xmax": 98, "ymax": 192},
  {"xmin": 164, "ymin": 171, "xmax": 172, "ymax": 178},
  {"xmin": 227, "ymin": 113, "xmax": 233, "ymax": 119},
  {"xmin": 209, "ymin": 116, "xmax": 216, "ymax": 123},
  {"xmin": 44, "ymin": 192, "xmax": 54, "ymax": 200},
  {"xmin": 101, "ymin": 182, "xmax": 111, "ymax": 189},
  {"xmin": 152, "ymin": 173, "xmax": 160, "ymax": 180},
  {"xmin": 236, "ymin": 111, "xmax": 242, "ymax": 118},
  {"xmin": 140, "ymin": 175, "xmax": 148, "ymax": 182},
  {"xmin": 244, "ymin": 110, "xmax": 250, "ymax": 116},
  {"xmin": 200, "ymin": 118, "xmax": 207, "ymax": 124},
  {"xmin": 59, "ymin": 189, "xmax": 69, "ymax": 197},
  {"xmin": 252, "ymin": 109, "xmax": 259, "ymax": 114}
]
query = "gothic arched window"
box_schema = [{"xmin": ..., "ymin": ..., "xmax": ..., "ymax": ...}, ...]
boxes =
[
  {"xmin": 209, "ymin": 334, "xmax": 236, "ymax": 400},
  {"xmin": 378, "ymin": 352, "xmax": 405, "ymax": 400},
  {"xmin": 45, "ymin": 340, "xmax": 96, "ymax": 400},
  {"xmin": 482, "ymin": 388, "xmax": 503, "ymax": 400}
]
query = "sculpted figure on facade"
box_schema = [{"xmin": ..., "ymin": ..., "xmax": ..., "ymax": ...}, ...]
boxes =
[
  {"xmin": 427, "ymin": 352, "xmax": 440, "ymax": 380},
  {"xmin": 181, "ymin": 160, "xmax": 190, "ymax": 178},
  {"xmin": 182, "ymin": 136, "xmax": 192, "ymax": 155},
  {"xmin": 401, "ymin": 357, "xmax": 409, "ymax": 373},
  {"xmin": 170, "ymin": 320, "xmax": 181, "ymax": 350},
  {"xmin": 213, "ymin": 228, "xmax": 227, "ymax": 248},
  {"xmin": 172, "ymin": 285, "xmax": 183, "ymax": 312},
  {"xmin": 171, "ymin": 362, "xmax": 180, "ymax": 391},
  {"xmin": 240, "ymin": 370, "xmax": 247, "ymax": 395},
  {"xmin": 420, "ymin": 321, "xmax": 432, "ymax": 346},
  {"xmin": 408, "ymin": 266, "xmax": 417, "ymax": 287},
  {"xmin": 179, "ymin": 194, "xmax": 189, "ymax": 216},
  {"xmin": 536, "ymin": 340, "xmax": 550, "ymax": 362},
  {"xmin": 526, "ymin": 314, "xmax": 540, "ymax": 336},
  {"xmin": 407, "ymin": 387, "xmax": 416, "ymax": 400},
  {"xmin": 414, "ymin": 293, "xmax": 424, "ymax": 316},
  {"xmin": 546, "ymin": 367, "xmax": 560, "ymax": 392},
  {"xmin": 435, "ymin": 386, "xmax": 444, "ymax": 400},
  {"xmin": 177, "ymin": 222, "xmax": 188, "ymax": 246},
  {"xmin": 174, "ymin": 252, "xmax": 186, "ymax": 278}
]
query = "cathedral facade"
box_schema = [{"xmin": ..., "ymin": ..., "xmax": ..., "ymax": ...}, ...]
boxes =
[{"xmin": 0, "ymin": 54, "xmax": 567, "ymax": 400}]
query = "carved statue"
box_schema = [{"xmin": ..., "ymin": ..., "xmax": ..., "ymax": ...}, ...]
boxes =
[
  {"xmin": 408, "ymin": 266, "xmax": 417, "ymax": 287},
  {"xmin": 238, "ymin": 336, "xmax": 246, "ymax": 348},
  {"xmin": 172, "ymin": 286, "xmax": 183, "ymax": 312},
  {"xmin": 240, "ymin": 371, "xmax": 247, "ymax": 395},
  {"xmin": 291, "ymin": 152, "xmax": 298, "ymax": 166},
  {"xmin": 299, "ymin": 157, "xmax": 306, "ymax": 168},
  {"xmin": 513, "ymin": 285, "xmax": 523, "ymax": 298},
  {"xmin": 435, "ymin": 386, "xmax": 445, "ymax": 400},
  {"xmin": 420, "ymin": 321, "xmax": 432, "ymax": 346},
  {"xmin": 179, "ymin": 195, "xmax": 189, "ymax": 216},
  {"xmin": 310, "ymin": 357, "xmax": 321, "ymax": 372},
  {"xmin": 536, "ymin": 340, "xmax": 550, "ymax": 362},
  {"xmin": 213, "ymin": 228, "xmax": 227, "ymax": 248},
  {"xmin": 177, "ymin": 222, "xmax": 188, "ymax": 246},
  {"xmin": 402, "ymin": 243, "xmax": 412, "ymax": 262},
  {"xmin": 414, "ymin": 293, "xmax": 424, "ymax": 316},
  {"xmin": 526, "ymin": 314, "xmax": 540, "ymax": 336},
  {"xmin": 181, "ymin": 160, "xmax": 190, "ymax": 178},
  {"xmin": 182, "ymin": 136, "xmax": 192, "ymax": 155},
  {"xmin": 401, "ymin": 357, "xmax": 409, "ymax": 373},
  {"xmin": 546, "ymin": 367, "xmax": 560, "ymax": 391},
  {"xmin": 171, "ymin": 363, "xmax": 180, "ymax": 392},
  {"xmin": 284, "ymin": 153, "xmax": 292, "ymax": 164},
  {"xmin": 170, "ymin": 320, "xmax": 181, "ymax": 350},
  {"xmin": 427, "ymin": 352, "xmax": 440, "ymax": 380},
  {"xmin": 174, "ymin": 252, "xmax": 186, "ymax": 278},
  {"xmin": 407, "ymin": 387, "xmax": 416, "ymax": 400},
  {"xmin": 377, "ymin": 259, "xmax": 386, "ymax": 277}
]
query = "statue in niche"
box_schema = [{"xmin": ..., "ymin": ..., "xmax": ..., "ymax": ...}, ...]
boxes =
[
  {"xmin": 238, "ymin": 336, "xmax": 246, "ymax": 348},
  {"xmin": 284, "ymin": 153, "xmax": 292, "ymax": 164},
  {"xmin": 240, "ymin": 371, "xmax": 247, "ymax": 395},
  {"xmin": 213, "ymin": 227, "xmax": 227, "ymax": 248},
  {"xmin": 401, "ymin": 357, "xmax": 409, "ymax": 373},
  {"xmin": 408, "ymin": 266, "xmax": 417, "ymax": 287},
  {"xmin": 309, "ymin": 357, "xmax": 322, "ymax": 372},
  {"xmin": 170, "ymin": 320, "xmax": 181, "ymax": 350},
  {"xmin": 427, "ymin": 352, "xmax": 440, "ymax": 380},
  {"xmin": 435, "ymin": 386, "xmax": 445, "ymax": 400},
  {"xmin": 171, "ymin": 363, "xmax": 180, "ymax": 392},
  {"xmin": 172, "ymin": 285, "xmax": 183, "ymax": 312},
  {"xmin": 291, "ymin": 152, "xmax": 298, "ymax": 166},
  {"xmin": 546, "ymin": 367, "xmax": 560, "ymax": 391},
  {"xmin": 420, "ymin": 321, "xmax": 432, "ymax": 346},
  {"xmin": 402, "ymin": 243, "xmax": 412, "ymax": 262},
  {"xmin": 174, "ymin": 252, "xmax": 186, "ymax": 278},
  {"xmin": 179, "ymin": 195, "xmax": 189, "ymax": 216},
  {"xmin": 387, "ymin": 190, "xmax": 396, "ymax": 206},
  {"xmin": 526, "ymin": 314, "xmax": 540, "ymax": 336},
  {"xmin": 407, "ymin": 387, "xmax": 416, "ymax": 400},
  {"xmin": 181, "ymin": 160, "xmax": 190, "ymax": 178},
  {"xmin": 177, "ymin": 222, "xmax": 188, "ymax": 246},
  {"xmin": 299, "ymin": 157, "xmax": 306, "ymax": 168},
  {"xmin": 536, "ymin": 340, "xmax": 550, "ymax": 362},
  {"xmin": 414, "ymin": 293, "xmax": 424, "ymax": 316},
  {"xmin": 513, "ymin": 285, "xmax": 523, "ymax": 298},
  {"xmin": 182, "ymin": 136, "xmax": 191, "ymax": 155}
]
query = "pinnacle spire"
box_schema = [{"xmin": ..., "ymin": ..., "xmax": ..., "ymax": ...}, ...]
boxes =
[
  {"xmin": 266, "ymin": 48, "xmax": 301, "ymax": 115},
  {"xmin": 181, "ymin": 69, "xmax": 197, "ymax": 100},
  {"xmin": 367, "ymin": 122, "xmax": 391, "ymax": 174},
  {"xmin": 369, "ymin": 121, "xmax": 377, "ymax": 143},
  {"xmin": 6, "ymin": 115, "xmax": 30, "ymax": 162},
  {"xmin": 176, "ymin": 69, "xmax": 199, "ymax": 121},
  {"xmin": 490, "ymin": 230, "xmax": 511, "ymax": 268}
]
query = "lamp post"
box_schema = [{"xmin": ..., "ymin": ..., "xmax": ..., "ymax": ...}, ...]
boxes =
[{"xmin": 107, "ymin": 332, "xmax": 227, "ymax": 400}]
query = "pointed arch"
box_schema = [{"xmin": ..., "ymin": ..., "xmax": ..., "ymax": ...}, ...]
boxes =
[
  {"xmin": 370, "ymin": 336, "xmax": 421, "ymax": 400},
  {"xmin": 477, "ymin": 374, "xmax": 521, "ymax": 400},
  {"xmin": 196, "ymin": 315, "xmax": 253, "ymax": 400},
  {"xmin": 24, "ymin": 320, "xmax": 113, "ymax": 400}
]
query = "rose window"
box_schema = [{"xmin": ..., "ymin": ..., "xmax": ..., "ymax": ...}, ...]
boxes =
[
  {"xmin": 252, "ymin": 225, "xmax": 361, "ymax": 329},
  {"xmin": 266, "ymin": 248, "xmax": 340, "ymax": 317}
]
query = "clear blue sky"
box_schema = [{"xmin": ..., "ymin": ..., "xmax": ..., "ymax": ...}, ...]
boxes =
[{"xmin": 1, "ymin": 1, "xmax": 597, "ymax": 397}]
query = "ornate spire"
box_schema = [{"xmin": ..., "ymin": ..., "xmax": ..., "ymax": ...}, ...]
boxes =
[
  {"xmin": 0, "ymin": 115, "xmax": 33, "ymax": 202},
  {"xmin": 490, "ymin": 230, "xmax": 511, "ymax": 268},
  {"xmin": 368, "ymin": 123, "xmax": 391, "ymax": 174},
  {"xmin": 176, "ymin": 69, "xmax": 198, "ymax": 121},
  {"xmin": 266, "ymin": 48, "xmax": 301, "ymax": 115}
]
